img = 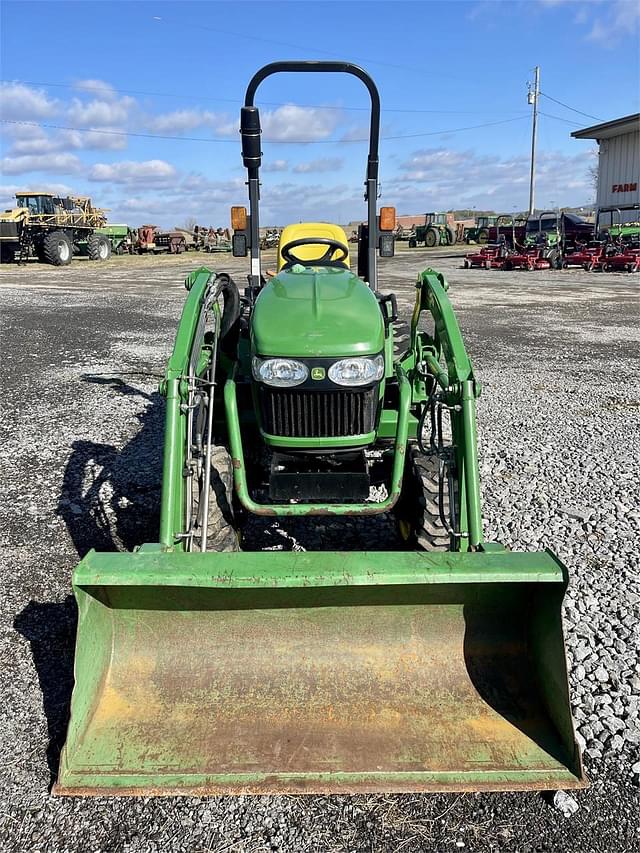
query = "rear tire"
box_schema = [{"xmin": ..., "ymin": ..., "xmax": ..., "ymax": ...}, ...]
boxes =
[
  {"xmin": 445, "ymin": 226, "xmax": 456, "ymax": 245},
  {"xmin": 191, "ymin": 445, "xmax": 240, "ymax": 552},
  {"xmin": 424, "ymin": 228, "xmax": 439, "ymax": 248},
  {"xmin": 43, "ymin": 230, "xmax": 72, "ymax": 266},
  {"xmin": 477, "ymin": 229, "xmax": 489, "ymax": 244},
  {"xmin": 394, "ymin": 445, "xmax": 452, "ymax": 551},
  {"xmin": 87, "ymin": 233, "xmax": 112, "ymax": 261}
]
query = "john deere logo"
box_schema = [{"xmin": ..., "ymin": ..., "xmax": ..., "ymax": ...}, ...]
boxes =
[{"xmin": 311, "ymin": 367, "xmax": 325, "ymax": 380}]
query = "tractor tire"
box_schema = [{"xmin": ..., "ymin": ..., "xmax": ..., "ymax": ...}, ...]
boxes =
[
  {"xmin": 445, "ymin": 226, "xmax": 456, "ymax": 245},
  {"xmin": 394, "ymin": 445, "xmax": 452, "ymax": 551},
  {"xmin": 547, "ymin": 248, "xmax": 561, "ymax": 269},
  {"xmin": 477, "ymin": 229, "xmax": 489, "ymax": 244},
  {"xmin": 191, "ymin": 445, "xmax": 240, "ymax": 552},
  {"xmin": 87, "ymin": 233, "xmax": 112, "ymax": 261},
  {"xmin": 43, "ymin": 230, "xmax": 72, "ymax": 266},
  {"xmin": 0, "ymin": 244, "xmax": 16, "ymax": 264},
  {"xmin": 408, "ymin": 237, "xmax": 417, "ymax": 248},
  {"xmin": 424, "ymin": 228, "xmax": 439, "ymax": 248}
]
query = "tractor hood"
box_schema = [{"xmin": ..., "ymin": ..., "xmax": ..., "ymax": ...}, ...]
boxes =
[{"xmin": 251, "ymin": 266, "xmax": 385, "ymax": 358}]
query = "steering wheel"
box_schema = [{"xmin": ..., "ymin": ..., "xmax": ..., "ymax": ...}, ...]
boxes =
[{"xmin": 280, "ymin": 237, "xmax": 349, "ymax": 267}]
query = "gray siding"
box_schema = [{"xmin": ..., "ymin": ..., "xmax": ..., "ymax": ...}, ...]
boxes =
[{"xmin": 597, "ymin": 130, "xmax": 640, "ymax": 222}]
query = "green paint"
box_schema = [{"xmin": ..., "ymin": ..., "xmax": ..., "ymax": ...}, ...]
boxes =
[
  {"xmin": 73, "ymin": 546, "xmax": 568, "ymax": 588},
  {"xmin": 251, "ymin": 267, "xmax": 385, "ymax": 357},
  {"xmin": 55, "ymin": 548, "xmax": 584, "ymax": 795},
  {"xmin": 224, "ymin": 363, "xmax": 411, "ymax": 515}
]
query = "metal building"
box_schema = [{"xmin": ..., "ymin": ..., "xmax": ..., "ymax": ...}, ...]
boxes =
[{"xmin": 572, "ymin": 114, "xmax": 639, "ymax": 223}]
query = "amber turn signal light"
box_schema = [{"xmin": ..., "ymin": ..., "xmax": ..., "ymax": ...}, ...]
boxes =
[
  {"xmin": 231, "ymin": 206, "xmax": 247, "ymax": 230},
  {"xmin": 379, "ymin": 206, "xmax": 396, "ymax": 231}
]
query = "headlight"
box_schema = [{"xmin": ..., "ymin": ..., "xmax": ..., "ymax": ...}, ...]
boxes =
[
  {"xmin": 328, "ymin": 355, "xmax": 384, "ymax": 386},
  {"xmin": 252, "ymin": 356, "xmax": 308, "ymax": 387}
]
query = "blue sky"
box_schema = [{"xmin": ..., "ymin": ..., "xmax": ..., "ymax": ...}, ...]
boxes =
[{"xmin": 1, "ymin": 0, "xmax": 638, "ymax": 227}]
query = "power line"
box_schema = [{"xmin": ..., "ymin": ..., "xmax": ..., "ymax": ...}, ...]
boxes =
[
  {"xmin": 539, "ymin": 111, "xmax": 586, "ymax": 128},
  {"xmin": 1, "ymin": 78, "xmax": 529, "ymax": 117},
  {"xmin": 150, "ymin": 17, "xmax": 469, "ymax": 83},
  {"xmin": 1, "ymin": 115, "xmax": 529, "ymax": 145},
  {"xmin": 373, "ymin": 115, "xmax": 528, "ymax": 140},
  {"xmin": 539, "ymin": 92, "xmax": 603, "ymax": 122}
]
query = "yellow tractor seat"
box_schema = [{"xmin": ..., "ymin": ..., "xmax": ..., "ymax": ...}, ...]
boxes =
[{"xmin": 277, "ymin": 222, "xmax": 351, "ymax": 272}]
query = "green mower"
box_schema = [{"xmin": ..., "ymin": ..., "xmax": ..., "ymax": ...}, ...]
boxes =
[{"xmin": 55, "ymin": 62, "xmax": 585, "ymax": 796}]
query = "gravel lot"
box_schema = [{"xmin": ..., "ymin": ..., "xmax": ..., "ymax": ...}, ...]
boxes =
[{"xmin": 1, "ymin": 247, "xmax": 639, "ymax": 852}]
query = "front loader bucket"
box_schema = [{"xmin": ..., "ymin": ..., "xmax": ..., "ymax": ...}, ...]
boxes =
[{"xmin": 55, "ymin": 548, "xmax": 585, "ymax": 795}]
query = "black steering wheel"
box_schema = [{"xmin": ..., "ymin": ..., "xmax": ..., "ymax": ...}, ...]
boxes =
[{"xmin": 280, "ymin": 237, "xmax": 349, "ymax": 267}]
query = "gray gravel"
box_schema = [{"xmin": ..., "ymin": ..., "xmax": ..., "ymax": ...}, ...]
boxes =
[{"xmin": 1, "ymin": 248, "xmax": 639, "ymax": 852}]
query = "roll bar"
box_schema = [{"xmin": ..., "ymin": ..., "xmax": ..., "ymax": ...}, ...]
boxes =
[{"xmin": 240, "ymin": 61, "xmax": 382, "ymax": 289}]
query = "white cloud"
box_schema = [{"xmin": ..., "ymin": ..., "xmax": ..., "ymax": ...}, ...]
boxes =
[
  {"xmin": 199, "ymin": 104, "xmax": 344, "ymax": 142},
  {"xmin": 261, "ymin": 105, "xmax": 342, "ymax": 142},
  {"xmin": 67, "ymin": 95, "xmax": 135, "ymax": 127},
  {"xmin": 88, "ymin": 159, "xmax": 177, "ymax": 184},
  {"xmin": 293, "ymin": 158, "xmax": 344, "ymax": 174},
  {"xmin": 0, "ymin": 182, "xmax": 74, "ymax": 209},
  {"xmin": 0, "ymin": 153, "xmax": 82, "ymax": 175},
  {"xmin": 262, "ymin": 159, "xmax": 289, "ymax": 173},
  {"xmin": 147, "ymin": 109, "xmax": 225, "ymax": 134},
  {"xmin": 9, "ymin": 127, "xmax": 127, "ymax": 156},
  {"xmin": 587, "ymin": 0, "xmax": 640, "ymax": 42},
  {"xmin": 73, "ymin": 79, "xmax": 118, "ymax": 100},
  {"xmin": 389, "ymin": 146, "xmax": 597, "ymax": 211},
  {"xmin": 0, "ymin": 82, "xmax": 59, "ymax": 121},
  {"xmin": 537, "ymin": 0, "xmax": 639, "ymax": 44}
]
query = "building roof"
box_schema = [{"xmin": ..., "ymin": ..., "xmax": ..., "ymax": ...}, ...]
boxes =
[{"xmin": 571, "ymin": 113, "xmax": 639, "ymax": 141}]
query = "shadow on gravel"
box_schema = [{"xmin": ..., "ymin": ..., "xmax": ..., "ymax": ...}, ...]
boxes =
[
  {"xmin": 12, "ymin": 378, "xmax": 165, "ymax": 789},
  {"xmin": 14, "ymin": 597, "xmax": 77, "ymax": 786},
  {"xmin": 58, "ymin": 376, "xmax": 164, "ymax": 557}
]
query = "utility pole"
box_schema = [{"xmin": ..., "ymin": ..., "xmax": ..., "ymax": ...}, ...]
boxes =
[{"xmin": 528, "ymin": 66, "xmax": 540, "ymax": 216}]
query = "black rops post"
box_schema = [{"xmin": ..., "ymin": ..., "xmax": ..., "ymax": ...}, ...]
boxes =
[{"xmin": 241, "ymin": 61, "xmax": 382, "ymax": 290}]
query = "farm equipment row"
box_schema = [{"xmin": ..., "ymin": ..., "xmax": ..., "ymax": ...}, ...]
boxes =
[
  {"xmin": 465, "ymin": 240, "xmax": 639, "ymax": 272},
  {"xmin": 0, "ymin": 196, "xmax": 235, "ymax": 264},
  {"xmin": 464, "ymin": 208, "xmax": 640, "ymax": 272}
]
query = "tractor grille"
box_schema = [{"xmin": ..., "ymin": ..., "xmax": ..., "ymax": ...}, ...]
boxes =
[{"xmin": 259, "ymin": 386, "xmax": 379, "ymax": 438}]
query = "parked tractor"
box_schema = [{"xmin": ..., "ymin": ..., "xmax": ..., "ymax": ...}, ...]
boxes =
[
  {"xmin": 408, "ymin": 212, "xmax": 456, "ymax": 248},
  {"xmin": 55, "ymin": 62, "xmax": 584, "ymax": 798},
  {"xmin": 596, "ymin": 204, "xmax": 640, "ymax": 245},
  {"xmin": 465, "ymin": 215, "xmax": 498, "ymax": 244},
  {"xmin": 0, "ymin": 192, "xmax": 111, "ymax": 265}
]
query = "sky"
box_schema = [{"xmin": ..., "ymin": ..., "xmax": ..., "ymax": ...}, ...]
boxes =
[{"xmin": 1, "ymin": 0, "xmax": 639, "ymax": 228}]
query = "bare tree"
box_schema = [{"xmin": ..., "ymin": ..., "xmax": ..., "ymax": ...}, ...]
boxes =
[
  {"xmin": 588, "ymin": 161, "xmax": 599, "ymax": 201},
  {"xmin": 182, "ymin": 217, "xmax": 198, "ymax": 233}
]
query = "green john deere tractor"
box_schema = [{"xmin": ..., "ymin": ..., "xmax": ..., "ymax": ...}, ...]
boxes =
[
  {"xmin": 409, "ymin": 212, "xmax": 456, "ymax": 248},
  {"xmin": 55, "ymin": 62, "xmax": 584, "ymax": 797},
  {"xmin": 596, "ymin": 204, "xmax": 640, "ymax": 244},
  {"xmin": 465, "ymin": 215, "xmax": 498, "ymax": 244}
]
